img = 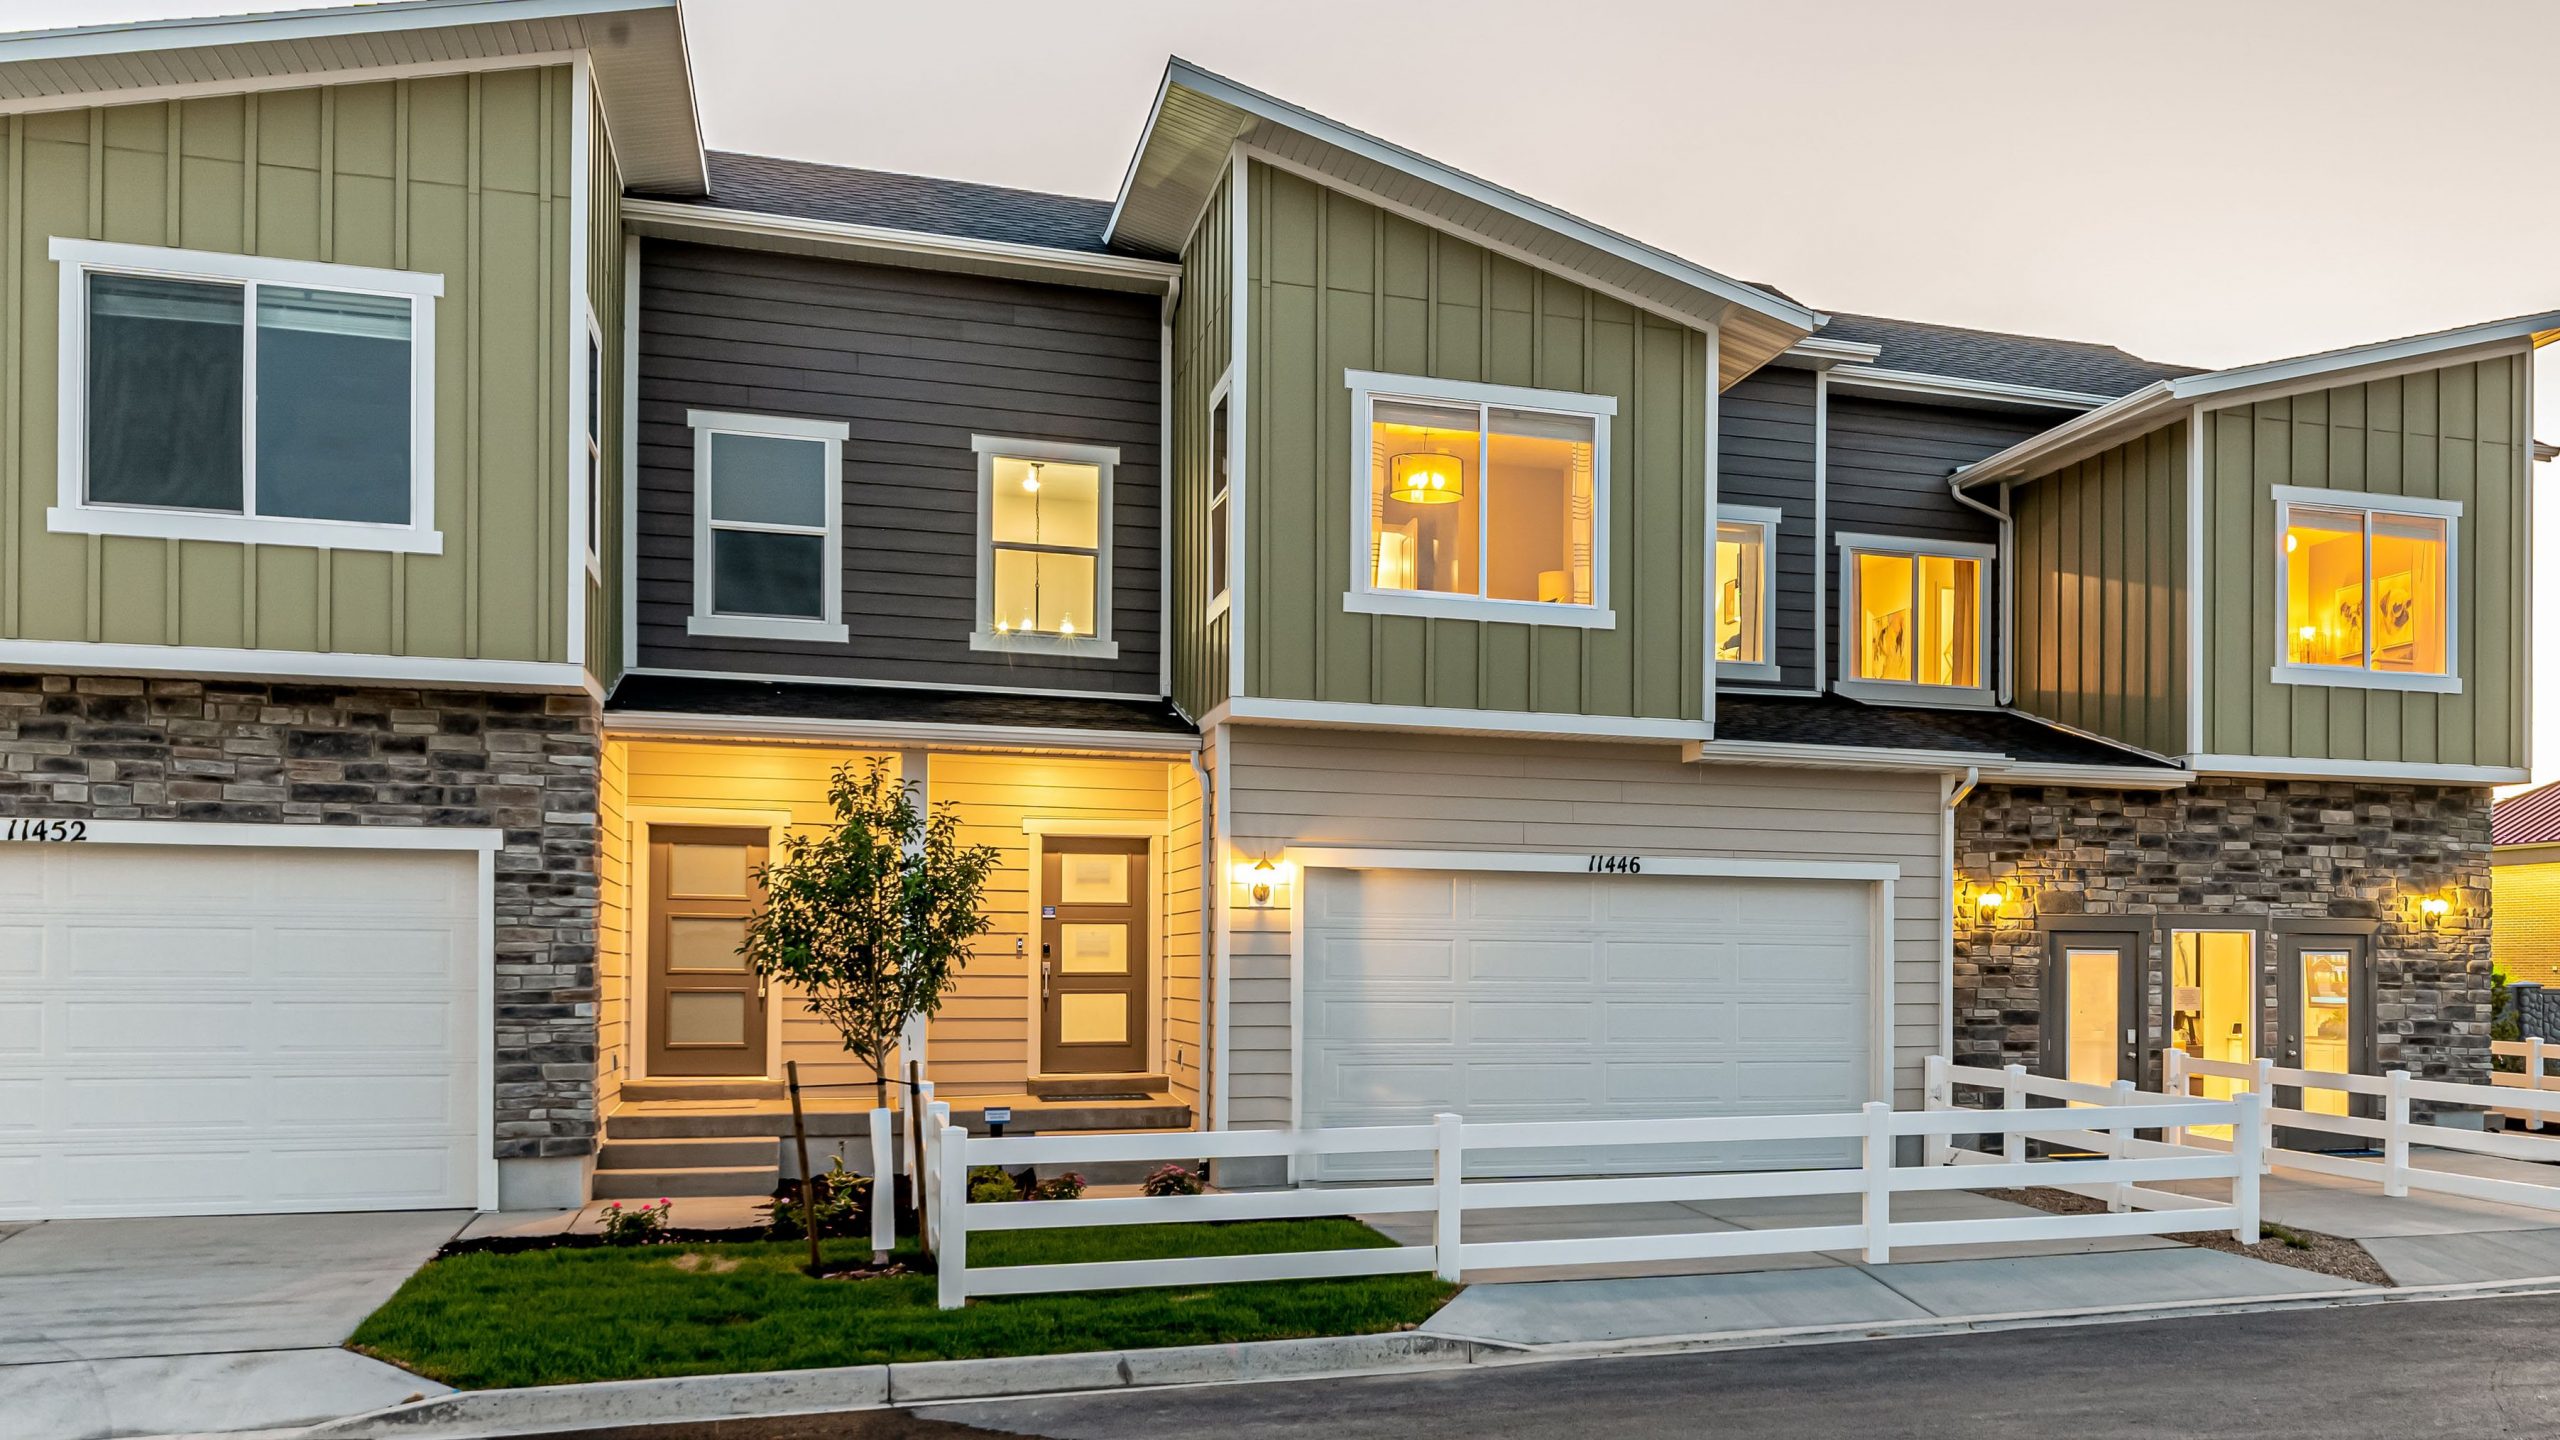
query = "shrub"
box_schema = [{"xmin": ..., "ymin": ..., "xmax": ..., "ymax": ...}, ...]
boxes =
[
  {"xmin": 968, "ymin": 1176, "xmax": 1020, "ymax": 1204},
  {"xmin": 1141, "ymin": 1163, "xmax": 1204, "ymax": 1197},
  {"xmin": 1029, "ymin": 1171, "xmax": 1086, "ymax": 1201},
  {"xmin": 764, "ymin": 1155, "xmax": 873, "ymax": 1240},
  {"xmin": 597, "ymin": 1198, "xmax": 672, "ymax": 1246}
]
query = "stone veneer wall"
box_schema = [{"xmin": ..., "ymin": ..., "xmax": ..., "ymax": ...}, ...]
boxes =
[
  {"xmin": 1954, "ymin": 779, "xmax": 2493, "ymax": 1088},
  {"xmin": 0, "ymin": 673, "xmax": 601, "ymax": 1172}
]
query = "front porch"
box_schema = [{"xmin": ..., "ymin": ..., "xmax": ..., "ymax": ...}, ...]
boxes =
[{"xmin": 592, "ymin": 732, "xmax": 1206, "ymax": 1202}]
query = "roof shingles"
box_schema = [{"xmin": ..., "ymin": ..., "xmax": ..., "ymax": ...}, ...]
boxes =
[
  {"xmin": 666, "ymin": 151, "xmax": 1139, "ymax": 257},
  {"xmin": 1820, "ymin": 312, "xmax": 2200, "ymax": 399}
]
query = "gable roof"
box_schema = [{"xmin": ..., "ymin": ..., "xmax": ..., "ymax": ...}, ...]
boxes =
[
  {"xmin": 0, "ymin": 0, "xmax": 706, "ymax": 194},
  {"xmin": 1819, "ymin": 312, "xmax": 2200, "ymax": 400},
  {"xmin": 1111, "ymin": 58, "xmax": 1820, "ymax": 387},
  {"xmin": 662, "ymin": 152, "xmax": 1134, "ymax": 257},
  {"xmin": 2497, "ymin": 782, "xmax": 2560, "ymax": 847},
  {"xmin": 1956, "ymin": 309, "xmax": 2560, "ymax": 488}
]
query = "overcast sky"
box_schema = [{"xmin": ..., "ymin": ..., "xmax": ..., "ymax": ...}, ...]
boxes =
[{"xmin": 11, "ymin": 0, "xmax": 2560, "ymax": 780}]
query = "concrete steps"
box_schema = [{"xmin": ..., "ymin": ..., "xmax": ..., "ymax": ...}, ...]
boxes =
[
  {"xmin": 603, "ymin": 1100, "xmax": 1192, "ymax": 1141},
  {"xmin": 593, "ymin": 1165, "xmax": 779, "ymax": 1200},
  {"xmin": 592, "ymin": 1133, "xmax": 780, "ymax": 1201}
]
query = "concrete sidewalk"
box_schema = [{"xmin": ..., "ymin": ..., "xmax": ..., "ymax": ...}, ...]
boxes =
[{"xmin": 2158, "ymin": 1144, "xmax": 2560, "ymax": 1285}]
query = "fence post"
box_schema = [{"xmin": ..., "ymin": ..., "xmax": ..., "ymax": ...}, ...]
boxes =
[
  {"xmin": 1433, "ymin": 1112, "xmax": 1464, "ymax": 1283},
  {"xmin": 2108, "ymin": 1079, "xmax": 2135, "ymax": 1213},
  {"xmin": 868, "ymin": 1106, "xmax": 896, "ymax": 1265},
  {"xmin": 912, "ymin": 1081, "xmax": 937, "ymax": 1246},
  {"xmin": 936, "ymin": 1124, "xmax": 968, "ymax": 1310},
  {"xmin": 1861, "ymin": 1101, "xmax": 1894, "ymax": 1265},
  {"xmin": 2383, "ymin": 1070, "xmax": 2411, "ymax": 1198},
  {"xmin": 1923, "ymin": 1055, "xmax": 1951, "ymax": 1166},
  {"xmin": 924, "ymin": 1097, "xmax": 952, "ymax": 1254},
  {"xmin": 2001, "ymin": 1064, "xmax": 2027, "ymax": 1165},
  {"xmin": 2532, "ymin": 1038, "xmax": 2549, "ymax": 1134},
  {"xmin": 2231, "ymin": 1090, "xmax": 2263, "ymax": 1245},
  {"xmin": 2252, "ymin": 1057, "xmax": 2276, "ymax": 1173},
  {"xmin": 2163, "ymin": 1048, "xmax": 2187, "ymax": 1148}
]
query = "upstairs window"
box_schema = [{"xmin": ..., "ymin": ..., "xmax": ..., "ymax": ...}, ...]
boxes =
[
  {"xmin": 974, "ymin": 436, "xmax": 1119, "ymax": 657},
  {"xmin": 584, "ymin": 322, "xmax": 603, "ymax": 568},
  {"xmin": 1345, "ymin": 370, "xmax": 1615, "ymax": 629},
  {"xmin": 1717, "ymin": 505, "xmax": 1781, "ymax": 681},
  {"xmin": 1837, "ymin": 532, "xmax": 1992, "ymax": 701},
  {"xmin": 50, "ymin": 239, "xmax": 443, "ymax": 553},
  {"xmin": 2275, "ymin": 486, "xmax": 2458, "ymax": 693},
  {"xmin": 686, "ymin": 409, "xmax": 848, "ymax": 644},
  {"xmin": 1207, "ymin": 380, "xmax": 1232, "ymax": 618}
]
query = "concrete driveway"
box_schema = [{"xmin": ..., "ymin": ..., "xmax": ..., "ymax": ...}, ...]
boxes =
[{"xmin": 0, "ymin": 1210, "xmax": 468, "ymax": 1440}]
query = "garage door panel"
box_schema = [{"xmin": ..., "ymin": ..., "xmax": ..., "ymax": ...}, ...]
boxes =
[
  {"xmin": 0, "ymin": 843, "xmax": 483, "ymax": 1220},
  {"xmin": 1465, "ymin": 940, "xmax": 1594, "ymax": 983},
  {"xmin": 1305, "ymin": 869, "xmax": 1872, "ymax": 1179}
]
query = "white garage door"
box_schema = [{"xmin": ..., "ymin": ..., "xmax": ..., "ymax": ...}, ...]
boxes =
[
  {"xmin": 0, "ymin": 842, "xmax": 484, "ymax": 1220},
  {"xmin": 1302, "ymin": 867, "xmax": 1875, "ymax": 1177}
]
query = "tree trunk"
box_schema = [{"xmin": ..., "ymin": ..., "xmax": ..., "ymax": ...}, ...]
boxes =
[{"xmin": 872, "ymin": 1045, "xmax": 891, "ymax": 1115}]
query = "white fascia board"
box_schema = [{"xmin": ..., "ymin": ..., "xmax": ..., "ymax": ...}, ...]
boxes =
[
  {"xmin": 1225, "ymin": 695, "xmax": 1708, "ymax": 743},
  {"xmin": 2187, "ymin": 753, "xmax": 2528, "ymax": 786},
  {"xmin": 0, "ymin": 0, "xmax": 676, "ymax": 62},
  {"xmin": 1778, "ymin": 336, "xmax": 1885, "ymax": 369},
  {"xmin": 1959, "ymin": 311, "xmax": 2560, "ymax": 489},
  {"xmin": 1123, "ymin": 59, "xmax": 1819, "ymax": 335},
  {"xmin": 0, "ymin": 639, "xmax": 591, "ymax": 692},
  {"xmin": 622, "ymin": 199, "xmax": 1181, "ymax": 292},
  {"xmin": 1825, "ymin": 365, "xmax": 2112, "ymax": 411},
  {"xmin": 603, "ymin": 709, "xmax": 1200, "ymax": 756}
]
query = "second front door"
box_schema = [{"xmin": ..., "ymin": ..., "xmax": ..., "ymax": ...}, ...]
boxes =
[
  {"xmin": 646, "ymin": 824, "xmax": 772, "ymax": 1078},
  {"xmin": 1040, "ymin": 837, "xmax": 1150, "ymax": 1075}
]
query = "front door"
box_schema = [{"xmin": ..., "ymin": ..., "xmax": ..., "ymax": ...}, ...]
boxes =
[
  {"xmin": 2044, "ymin": 930, "xmax": 2141, "ymax": 1093},
  {"xmin": 646, "ymin": 825, "xmax": 772, "ymax": 1078},
  {"xmin": 1040, "ymin": 838, "xmax": 1150, "ymax": 1075},
  {"xmin": 2166, "ymin": 928, "xmax": 2259, "ymax": 1137},
  {"xmin": 2278, "ymin": 931, "xmax": 2375, "ymax": 1150}
]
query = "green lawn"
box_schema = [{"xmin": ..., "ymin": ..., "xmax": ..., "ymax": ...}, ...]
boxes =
[{"xmin": 349, "ymin": 1219, "xmax": 1454, "ymax": 1389}]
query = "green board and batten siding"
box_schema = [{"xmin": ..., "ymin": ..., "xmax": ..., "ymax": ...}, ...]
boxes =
[
  {"xmin": 2010, "ymin": 423, "xmax": 2187, "ymax": 757},
  {"xmin": 2200, "ymin": 355, "xmax": 2527, "ymax": 769},
  {"xmin": 0, "ymin": 68, "xmax": 581, "ymax": 667},
  {"xmin": 1238, "ymin": 162, "xmax": 1710, "ymax": 721},
  {"xmin": 585, "ymin": 82, "xmax": 625, "ymax": 684},
  {"xmin": 1170, "ymin": 167, "xmax": 1232, "ymax": 720}
]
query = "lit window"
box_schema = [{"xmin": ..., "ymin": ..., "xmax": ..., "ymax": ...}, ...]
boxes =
[
  {"xmin": 1717, "ymin": 506, "xmax": 1780, "ymax": 677},
  {"xmin": 686, "ymin": 409, "xmax": 848, "ymax": 643},
  {"xmin": 1347, "ymin": 371, "xmax": 1615, "ymax": 628},
  {"xmin": 584, "ymin": 325, "xmax": 603, "ymax": 566},
  {"xmin": 1208, "ymin": 385, "xmax": 1232, "ymax": 615},
  {"xmin": 974, "ymin": 436, "xmax": 1119, "ymax": 656},
  {"xmin": 2276, "ymin": 488, "xmax": 2456, "ymax": 690},
  {"xmin": 1838, "ymin": 534, "xmax": 1989, "ymax": 695},
  {"xmin": 50, "ymin": 239, "xmax": 442, "ymax": 553}
]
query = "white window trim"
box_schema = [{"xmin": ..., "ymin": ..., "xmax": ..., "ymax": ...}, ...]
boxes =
[
  {"xmin": 1206, "ymin": 369, "xmax": 1234, "ymax": 624},
  {"xmin": 1716, "ymin": 502, "xmax": 1782, "ymax": 683},
  {"xmin": 1343, "ymin": 368, "xmax": 1617, "ymax": 630},
  {"xmin": 971, "ymin": 433, "xmax": 1121, "ymax": 659},
  {"xmin": 580, "ymin": 303, "xmax": 603, "ymax": 579},
  {"xmin": 1834, "ymin": 531, "xmax": 1997, "ymax": 707},
  {"xmin": 685, "ymin": 408, "xmax": 849, "ymax": 644},
  {"xmin": 2269, "ymin": 483, "xmax": 2462, "ymax": 695},
  {"xmin": 49, "ymin": 237, "xmax": 444, "ymax": 554}
]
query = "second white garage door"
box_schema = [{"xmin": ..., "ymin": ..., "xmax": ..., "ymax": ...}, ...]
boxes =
[
  {"xmin": 0, "ymin": 841, "xmax": 486, "ymax": 1220},
  {"xmin": 1301, "ymin": 867, "xmax": 1876, "ymax": 1177}
]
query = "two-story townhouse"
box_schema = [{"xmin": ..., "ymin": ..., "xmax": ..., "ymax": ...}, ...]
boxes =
[{"xmin": 0, "ymin": 0, "xmax": 697, "ymax": 1219}]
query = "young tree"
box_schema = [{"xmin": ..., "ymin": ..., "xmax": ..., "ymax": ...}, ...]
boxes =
[{"xmin": 742, "ymin": 758, "xmax": 999, "ymax": 1112}]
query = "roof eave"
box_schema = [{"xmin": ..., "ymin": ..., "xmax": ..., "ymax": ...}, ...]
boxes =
[{"xmin": 623, "ymin": 198, "xmax": 1181, "ymax": 293}]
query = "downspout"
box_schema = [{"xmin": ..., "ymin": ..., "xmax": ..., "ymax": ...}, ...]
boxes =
[
  {"xmin": 1188, "ymin": 743, "xmax": 1215, "ymax": 1134},
  {"xmin": 1947, "ymin": 471, "xmax": 2014, "ymax": 705},
  {"xmin": 1942, "ymin": 765, "xmax": 1980, "ymax": 1073},
  {"xmin": 1813, "ymin": 369, "xmax": 1830, "ymax": 693}
]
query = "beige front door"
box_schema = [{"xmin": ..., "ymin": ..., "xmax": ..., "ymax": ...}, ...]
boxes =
[
  {"xmin": 1040, "ymin": 838, "xmax": 1150, "ymax": 1075},
  {"xmin": 646, "ymin": 825, "xmax": 771, "ymax": 1078}
]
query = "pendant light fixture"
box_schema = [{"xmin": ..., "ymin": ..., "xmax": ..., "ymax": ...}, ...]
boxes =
[{"xmin": 1387, "ymin": 450, "xmax": 1464, "ymax": 505}]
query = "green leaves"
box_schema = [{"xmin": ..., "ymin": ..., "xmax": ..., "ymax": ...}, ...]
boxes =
[{"xmin": 740, "ymin": 758, "xmax": 1001, "ymax": 1103}]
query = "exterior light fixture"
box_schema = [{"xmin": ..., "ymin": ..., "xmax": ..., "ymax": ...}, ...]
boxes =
[
  {"xmin": 1232, "ymin": 857, "xmax": 1290, "ymax": 908},
  {"xmin": 1249, "ymin": 859, "xmax": 1277, "ymax": 906},
  {"xmin": 1975, "ymin": 887, "xmax": 2007, "ymax": 918},
  {"xmin": 2420, "ymin": 895, "xmax": 2451, "ymax": 923},
  {"xmin": 1388, "ymin": 451, "xmax": 1464, "ymax": 505}
]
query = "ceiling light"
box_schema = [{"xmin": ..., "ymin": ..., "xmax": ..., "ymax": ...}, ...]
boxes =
[
  {"xmin": 1023, "ymin": 463, "xmax": 1042, "ymax": 493},
  {"xmin": 1388, "ymin": 451, "xmax": 1464, "ymax": 505}
]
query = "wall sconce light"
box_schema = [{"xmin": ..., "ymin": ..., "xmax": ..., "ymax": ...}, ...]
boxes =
[
  {"xmin": 2419, "ymin": 894, "xmax": 2451, "ymax": 925},
  {"xmin": 1232, "ymin": 858, "xmax": 1292, "ymax": 909},
  {"xmin": 1976, "ymin": 887, "xmax": 2008, "ymax": 919}
]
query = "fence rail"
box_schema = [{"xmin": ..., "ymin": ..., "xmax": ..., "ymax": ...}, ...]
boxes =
[{"xmin": 915, "ymin": 1068, "xmax": 2259, "ymax": 1310}]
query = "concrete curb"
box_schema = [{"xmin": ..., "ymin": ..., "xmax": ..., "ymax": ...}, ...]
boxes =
[
  {"xmin": 285, "ymin": 1273, "xmax": 2560, "ymax": 1439},
  {"xmin": 294, "ymin": 1332, "xmax": 1507, "ymax": 1439}
]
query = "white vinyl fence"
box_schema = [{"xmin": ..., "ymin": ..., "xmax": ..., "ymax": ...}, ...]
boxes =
[
  {"xmin": 2169, "ymin": 1048, "xmax": 2560, "ymax": 1213},
  {"xmin": 914, "ymin": 1070, "xmax": 2260, "ymax": 1310}
]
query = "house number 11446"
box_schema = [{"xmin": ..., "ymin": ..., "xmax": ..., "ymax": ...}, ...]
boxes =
[{"xmin": 1586, "ymin": 854, "xmax": 1643, "ymax": 874}]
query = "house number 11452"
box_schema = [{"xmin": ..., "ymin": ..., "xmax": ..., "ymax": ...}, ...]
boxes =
[
  {"xmin": 1586, "ymin": 854, "xmax": 1643, "ymax": 874},
  {"xmin": 4, "ymin": 819, "xmax": 88, "ymax": 842}
]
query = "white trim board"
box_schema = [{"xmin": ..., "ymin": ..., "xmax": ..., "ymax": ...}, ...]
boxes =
[
  {"xmin": 0, "ymin": 638, "xmax": 592, "ymax": 691},
  {"xmin": 2186, "ymin": 755, "xmax": 2527, "ymax": 785},
  {"xmin": 1209, "ymin": 695, "xmax": 1708, "ymax": 743},
  {"xmin": 622, "ymin": 199, "xmax": 1180, "ymax": 294},
  {"xmin": 604, "ymin": 709, "xmax": 1200, "ymax": 756}
]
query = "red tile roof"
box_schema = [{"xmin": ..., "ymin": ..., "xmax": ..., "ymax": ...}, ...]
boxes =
[{"xmin": 2495, "ymin": 782, "xmax": 2560, "ymax": 846}]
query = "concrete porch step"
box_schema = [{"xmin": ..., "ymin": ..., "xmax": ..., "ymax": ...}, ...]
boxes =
[
  {"xmin": 596, "ymin": 1136, "xmax": 780, "ymax": 1171},
  {"xmin": 618, "ymin": 1077, "xmax": 786, "ymax": 1102},
  {"xmin": 593, "ymin": 1164, "xmax": 779, "ymax": 1200}
]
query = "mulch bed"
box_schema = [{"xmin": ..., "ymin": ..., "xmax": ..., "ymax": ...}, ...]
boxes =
[{"xmin": 1981, "ymin": 1185, "xmax": 2394, "ymax": 1287}]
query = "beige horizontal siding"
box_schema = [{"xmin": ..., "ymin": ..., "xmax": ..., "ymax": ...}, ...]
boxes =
[
  {"xmin": 596, "ymin": 738, "xmax": 630, "ymax": 1115},
  {"xmin": 1218, "ymin": 725, "xmax": 1946, "ymax": 1130}
]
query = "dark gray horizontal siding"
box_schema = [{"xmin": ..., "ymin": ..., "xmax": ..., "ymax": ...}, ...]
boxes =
[
  {"xmin": 1715, "ymin": 368, "xmax": 1819, "ymax": 688},
  {"xmin": 1823, "ymin": 394, "xmax": 2050, "ymax": 687},
  {"xmin": 634, "ymin": 239, "xmax": 1162, "ymax": 693}
]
